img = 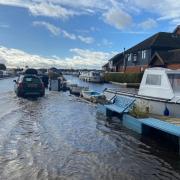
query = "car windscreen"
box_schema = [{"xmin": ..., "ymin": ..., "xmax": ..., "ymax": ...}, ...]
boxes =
[{"xmin": 23, "ymin": 77, "xmax": 41, "ymax": 83}]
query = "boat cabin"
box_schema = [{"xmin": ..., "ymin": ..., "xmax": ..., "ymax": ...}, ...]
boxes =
[{"xmin": 138, "ymin": 68, "xmax": 180, "ymax": 101}]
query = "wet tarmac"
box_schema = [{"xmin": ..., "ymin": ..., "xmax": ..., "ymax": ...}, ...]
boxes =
[{"xmin": 0, "ymin": 77, "xmax": 180, "ymax": 180}]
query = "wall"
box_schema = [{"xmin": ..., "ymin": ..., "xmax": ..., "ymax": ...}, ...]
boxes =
[
  {"xmin": 167, "ymin": 64, "xmax": 180, "ymax": 70},
  {"xmin": 126, "ymin": 49, "xmax": 151, "ymax": 67},
  {"xmin": 125, "ymin": 65, "xmax": 148, "ymax": 73}
]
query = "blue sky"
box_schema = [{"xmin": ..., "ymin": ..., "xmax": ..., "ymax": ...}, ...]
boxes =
[{"xmin": 0, "ymin": 0, "xmax": 179, "ymax": 69}]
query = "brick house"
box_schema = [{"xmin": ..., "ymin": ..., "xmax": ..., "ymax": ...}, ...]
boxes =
[
  {"xmin": 149, "ymin": 49, "xmax": 180, "ymax": 69},
  {"xmin": 104, "ymin": 26, "xmax": 180, "ymax": 73}
]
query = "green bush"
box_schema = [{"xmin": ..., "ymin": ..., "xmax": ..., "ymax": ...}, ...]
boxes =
[{"xmin": 104, "ymin": 72, "xmax": 143, "ymax": 83}]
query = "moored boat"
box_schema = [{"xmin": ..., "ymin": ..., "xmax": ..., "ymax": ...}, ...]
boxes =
[
  {"xmin": 69, "ymin": 85, "xmax": 89, "ymax": 96},
  {"xmin": 81, "ymin": 90, "xmax": 106, "ymax": 103},
  {"xmin": 79, "ymin": 71, "xmax": 103, "ymax": 83},
  {"xmin": 104, "ymin": 68, "xmax": 180, "ymax": 118}
]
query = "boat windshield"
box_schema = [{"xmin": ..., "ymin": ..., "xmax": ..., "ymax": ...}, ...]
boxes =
[{"xmin": 168, "ymin": 74, "xmax": 180, "ymax": 93}]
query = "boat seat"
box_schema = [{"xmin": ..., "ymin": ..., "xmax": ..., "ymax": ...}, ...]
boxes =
[{"xmin": 104, "ymin": 95, "xmax": 135, "ymax": 116}]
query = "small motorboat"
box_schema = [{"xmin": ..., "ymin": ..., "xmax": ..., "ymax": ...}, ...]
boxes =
[
  {"xmin": 104, "ymin": 68, "xmax": 180, "ymax": 117},
  {"xmin": 81, "ymin": 90, "xmax": 106, "ymax": 103},
  {"xmin": 69, "ymin": 85, "xmax": 89, "ymax": 96}
]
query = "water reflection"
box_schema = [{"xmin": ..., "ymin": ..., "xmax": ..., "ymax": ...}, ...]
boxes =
[{"xmin": 64, "ymin": 75, "xmax": 125, "ymax": 93}]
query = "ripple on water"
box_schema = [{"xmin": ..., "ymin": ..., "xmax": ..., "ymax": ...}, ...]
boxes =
[{"xmin": 0, "ymin": 90, "xmax": 180, "ymax": 179}]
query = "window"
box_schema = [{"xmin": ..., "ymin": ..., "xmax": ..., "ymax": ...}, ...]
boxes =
[
  {"xmin": 168, "ymin": 74, "xmax": 180, "ymax": 93},
  {"xmin": 24, "ymin": 77, "xmax": 41, "ymax": 83},
  {"xmin": 146, "ymin": 74, "xmax": 161, "ymax": 86},
  {"xmin": 133, "ymin": 54, "xmax": 137, "ymax": 62},
  {"xmin": 109, "ymin": 61, "xmax": 113, "ymax": 68},
  {"xmin": 142, "ymin": 50, "xmax": 146, "ymax": 59},
  {"xmin": 128, "ymin": 53, "xmax": 132, "ymax": 61}
]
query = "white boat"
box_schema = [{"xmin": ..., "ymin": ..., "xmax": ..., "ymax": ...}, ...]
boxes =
[
  {"xmin": 81, "ymin": 90, "xmax": 106, "ymax": 103},
  {"xmin": 66, "ymin": 83, "xmax": 77, "ymax": 90},
  {"xmin": 104, "ymin": 68, "xmax": 180, "ymax": 118},
  {"xmin": 79, "ymin": 71, "xmax": 102, "ymax": 83},
  {"xmin": 69, "ymin": 85, "xmax": 89, "ymax": 96}
]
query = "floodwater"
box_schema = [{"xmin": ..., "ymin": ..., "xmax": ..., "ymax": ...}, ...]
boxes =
[
  {"xmin": 0, "ymin": 77, "xmax": 180, "ymax": 180},
  {"xmin": 64, "ymin": 75, "xmax": 122, "ymax": 92}
]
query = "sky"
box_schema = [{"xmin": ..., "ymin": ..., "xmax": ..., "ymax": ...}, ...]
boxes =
[{"xmin": 0, "ymin": 0, "xmax": 179, "ymax": 69}]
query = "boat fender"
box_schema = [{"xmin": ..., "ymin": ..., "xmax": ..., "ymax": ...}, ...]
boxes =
[{"xmin": 164, "ymin": 105, "xmax": 169, "ymax": 116}]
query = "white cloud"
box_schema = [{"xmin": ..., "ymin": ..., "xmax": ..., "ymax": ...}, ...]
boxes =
[
  {"xmin": 129, "ymin": 0, "xmax": 180, "ymax": 24},
  {"xmin": 77, "ymin": 35, "xmax": 94, "ymax": 44},
  {"xmin": 0, "ymin": 56, "xmax": 6, "ymax": 64},
  {"xmin": 33, "ymin": 21, "xmax": 94, "ymax": 43},
  {"xmin": 103, "ymin": 7, "xmax": 132, "ymax": 30},
  {"xmin": 0, "ymin": 46, "xmax": 115, "ymax": 69},
  {"xmin": 68, "ymin": 48, "xmax": 115, "ymax": 68},
  {"xmin": 0, "ymin": 0, "xmax": 133, "ymax": 31},
  {"xmin": 138, "ymin": 18, "xmax": 157, "ymax": 30},
  {"xmin": 28, "ymin": 2, "xmax": 77, "ymax": 20},
  {"xmin": 0, "ymin": 0, "xmax": 96, "ymax": 20},
  {"xmin": 33, "ymin": 21, "xmax": 60, "ymax": 36},
  {"xmin": 1, "ymin": 0, "xmax": 180, "ymax": 31},
  {"xmin": 62, "ymin": 30, "xmax": 76, "ymax": 40}
]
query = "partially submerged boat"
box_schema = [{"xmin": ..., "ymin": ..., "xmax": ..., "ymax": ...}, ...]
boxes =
[
  {"xmin": 81, "ymin": 90, "xmax": 106, "ymax": 103},
  {"xmin": 69, "ymin": 84, "xmax": 89, "ymax": 96},
  {"xmin": 104, "ymin": 68, "xmax": 180, "ymax": 118}
]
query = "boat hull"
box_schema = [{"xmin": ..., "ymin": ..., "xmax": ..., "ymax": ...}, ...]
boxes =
[
  {"xmin": 82, "ymin": 91, "xmax": 106, "ymax": 103},
  {"xmin": 104, "ymin": 90, "xmax": 180, "ymax": 118}
]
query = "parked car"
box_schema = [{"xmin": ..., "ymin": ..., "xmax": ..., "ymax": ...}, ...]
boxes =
[{"xmin": 14, "ymin": 74, "xmax": 45, "ymax": 97}]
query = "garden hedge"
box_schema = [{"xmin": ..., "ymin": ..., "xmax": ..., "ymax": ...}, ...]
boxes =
[{"xmin": 104, "ymin": 72, "xmax": 143, "ymax": 83}]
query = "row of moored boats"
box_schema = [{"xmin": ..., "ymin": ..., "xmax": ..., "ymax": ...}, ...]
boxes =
[{"xmin": 69, "ymin": 68, "xmax": 180, "ymax": 118}]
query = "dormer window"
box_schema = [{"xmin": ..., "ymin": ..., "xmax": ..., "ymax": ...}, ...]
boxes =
[{"xmin": 142, "ymin": 50, "xmax": 146, "ymax": 59}]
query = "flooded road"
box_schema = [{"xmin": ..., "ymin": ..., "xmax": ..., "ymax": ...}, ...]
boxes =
[
  {"xmin": 0, "ymin": 78, "xmax": 180, "ymax": 180},
  {"xmin": 64, "ymin": 75, "xmax": 123, "ymax": 93}
]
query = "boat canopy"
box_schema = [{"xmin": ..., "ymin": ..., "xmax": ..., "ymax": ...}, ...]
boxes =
[{"xmin": 138, "ymin": 68, "xmax": 180, "ymax": 100}]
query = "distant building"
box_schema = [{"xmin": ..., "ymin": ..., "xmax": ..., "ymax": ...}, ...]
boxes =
[
  {"xmin": 49, "ymin": 67, "xmax": 62, "ymax": 74},
  {"xmin": 102, "ymin": 63, "xmax": 110, "ymax": 72},
  {"xmin": 103, "ymin": 25, "xmax": 180, "ymax": 73}
]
